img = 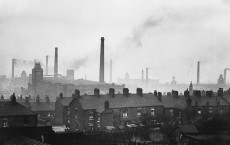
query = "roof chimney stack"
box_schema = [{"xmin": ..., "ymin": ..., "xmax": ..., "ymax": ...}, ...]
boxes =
[
  {"xmin": 123, "ymin": 88, "xmax": 129, "ymax": 97},
  {"xmin": 137, "ymin": 88, "xmax": 143, "ymax": 97},
  {"xmin": 109, "ymin": 88, "xmax": 115, "ymax": 97},
  {"xmin": 99, "ymin": 37, "xmax": 105, "ymax": 83},
  {"xmin": 94, "ymin": 88, "xmax": 100, "ymax": 96}
]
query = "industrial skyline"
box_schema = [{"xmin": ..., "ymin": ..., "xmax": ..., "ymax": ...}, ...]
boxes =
[{"xmin": 1, "ymin": 0, "xmax": 230, "ymax": 84}]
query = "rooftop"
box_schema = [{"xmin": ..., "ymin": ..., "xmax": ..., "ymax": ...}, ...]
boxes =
[{"xmin": 0, "ymin": 101, "xmax": 36, "ymax": 116}]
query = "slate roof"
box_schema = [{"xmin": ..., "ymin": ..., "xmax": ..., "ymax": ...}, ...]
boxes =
[
  {"xmin": 178, "ymin": 124, "xmax": 198, "ymax": 134},
  {"xmin": 79, "ymin": 94, "xmax": 187, "ymax": 113},
  {"xmin": 59, "ymin": 97, "xmax": 73, "ymax": 106},
  {"xmin": 190, "ymin": 96, "xmax": 229, "ymax": 107},
  {"xmin": 30, "ymin": 102, "xmax": 55, "ymax": 112},
  {"xmin": 0, "ymin": 101, "xmax": 36, "ymax": 116},
  {"xmin": 4, "ymin": 135, "xmax": 50, "ymax": 145}
]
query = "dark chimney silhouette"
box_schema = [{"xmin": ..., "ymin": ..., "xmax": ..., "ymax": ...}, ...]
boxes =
[
  {"xmin": 99, "ymin": 37, "xmax": 105, "ymax": 83},
  {"xmin": 73, "ymin": 89, "xmax": 80, "ymax": 98},
  {"xmin": 11, "ymin": 93, "xmax": 16, "ymax": 105},
  {"xmin": 197, "ymin": 61, "xmax": 200, "ymax": 84},
  {"xmin": 36, "ymin": 95, "xmax": 40, "ymax": 104},
  {"xmin": 54, "ymin": 47, "xmax": 58, "ymax": 78},
  {"xmin": 109, "ymin": 88, "xmax": 115, "ymax": 97},
  {"xmin": 46, "ymin": 55, "xmax": 48, "ymax": 75},
  {"xmin": 12, "ymin": 59, "xmax": 15, "ymax": 79},
  {"xmin": 123, "ymin": 88, "xmax": 129, "ymax": 97},
  {"xmin": 137, "ymin": 88, "xmax": 143, "ymax": 97},
  {"xmin": 94, "ymin": 88, "xmax": 100, "ymax": 96}
]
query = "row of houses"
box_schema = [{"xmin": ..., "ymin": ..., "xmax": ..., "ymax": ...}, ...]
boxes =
[
  {"xmin": 1, "ymin": 86, "xmax": 230, "ymax": 132},
  {"xmin": 54, "ymin": 87, "xmax": 230, "ymax": 132}
]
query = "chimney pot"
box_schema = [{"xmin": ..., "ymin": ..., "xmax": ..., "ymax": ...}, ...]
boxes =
[
  {"xmin": 73, "ymin": 89, "xmax": 80, "ymax": 98},
  {"xmin": 123, "ymin": 88, "xmax": 129, "ymax": 97},
  {"xmin": 154, "ymin": 90, "xmax": 157, "ymax": 96},
  {"xmin": 109, "ymin": 88, "xmax": 115, "ymax": 97},
  {"xmin": 11, "ymin": 93, "xmax": 16, "ymax": 104},
  {"xmin": 94, "ymin": 88, "xmax": 100, "ymax": 96},
  {"xmin": 36, "ymin": 95, "xmax": 40, "ymax": 104},
  {"xmin": 137, "ymin": 88, "xmax": 143, "ymax": 97},
  {"xmin": 59, "ymin": 93, "xmax": 63, "ymax": 100},
  {"xmin": 1, "ymin": 95, "xmax": 4, "ymax": 100}
]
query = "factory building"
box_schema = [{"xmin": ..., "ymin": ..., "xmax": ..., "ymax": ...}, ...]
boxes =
[{"xmin": 25, "ymin": 38, "xmax": 124, "ymax": 101}]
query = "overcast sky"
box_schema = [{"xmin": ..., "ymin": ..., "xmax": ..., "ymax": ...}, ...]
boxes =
[{"xmin": 1, "ymin": 0, "xmax": 230, "ymax": 84}]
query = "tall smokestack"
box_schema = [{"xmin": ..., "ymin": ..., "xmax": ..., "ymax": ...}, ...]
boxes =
[
  {"xmin": 54, "ymin": 47, "xmax": 58, "ymax": 78},
  {"xmin": 142, "ymin": 69, "xmax": 144, "ymax": 81},
  {"xmin": 146, "ymin": 67, "xmax": 149, "ymax": 83},
  {"xmin": 197, "ymin": 61, "xmax": 200, "ymax": 84},
  {"xmin": 12, "ymin": 59, "xmax": 15, "ymax": 79},
  {"xmin": 46, "ymin": 55, "xmax": 48, "ymax": 75},
  {"xmin": 110, "ymin": 59, "xmax": 112, "ymax": 83},
  {"xmin": 99, "ymin": 37, "xmax": 105, "ymax": 83}
]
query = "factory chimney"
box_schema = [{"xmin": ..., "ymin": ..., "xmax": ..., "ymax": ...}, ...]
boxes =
[
  {"xmin": 142, "ymin": 69, "xmax": 144, "ymax": 81},
  {"xmin": 54, "ymin": 47, "xmax": 58, "ymax": 78},
  {"xmin": 46, "ymin": 55, "xmax": 48, "ymax": 75},
  {"xmin": 146, "ymin": 67, "xmax": 149, "ymax": 83},
  {"xmin": 110, "ymin": 59, "xmax": 112, "ymax": 83},
  {"xmin": 197, "ymin": 61, "xmax": 200, "ymax": 84},
  {"xmin": 12, "ymin": 59, "xmax": 15, "ymax": 79},
  {"xmin": 99, "ymin": 37, "xmax": 105, "ymax": 83}
]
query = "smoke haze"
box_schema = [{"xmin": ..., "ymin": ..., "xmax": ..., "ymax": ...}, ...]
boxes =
[{"xmin": 1, "ymin": 0, "xmax": 230, "ymax": 83}]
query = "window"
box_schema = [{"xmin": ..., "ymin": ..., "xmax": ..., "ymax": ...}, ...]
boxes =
[
  {"xmin": 67, "ymin": 119, "xmax": 70, "ymax": 124},
  {"xmin": 89, "ymin": 123, "xmax": 94, "ymax": 130},
  {"xmin": 137, "ymin": 108, "xmax": 142, "ymax": 117},
  {"xmin": 220, "ymin": 109, "xmax": 223, "ymax": 114},
  {"xmin": 198, "ymin": 108, "xmax": 202, "ymax": 115},
  {"xmin": 123, "ymin": 110, "xmax": 128, "ymax": 118},
  {"xmin": 89, "ymin": 115, "xmax": 94, "ymax": 120},
  {"xmin": 179, "ymin": 111, "xmax": 182, "ymax": 117},
  {"xmin": 151, "ymin": 108, "xmax": 155, "ymax": 116},
  {"xmin": 170, "ymin": 109, "xmax": 174, "ymax": 116},
  {"xmin": 2, "ymin": 119, "xmax": 8, "ymax": 127},
  {"xmin": 209, "ymin": 107, "xmax": 213, "ymax": 114}
]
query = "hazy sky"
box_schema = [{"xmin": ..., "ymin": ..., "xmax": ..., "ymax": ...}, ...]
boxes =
[{"xmin": 1, "ymin": 0, "xmax": 230, "ymax": 84}]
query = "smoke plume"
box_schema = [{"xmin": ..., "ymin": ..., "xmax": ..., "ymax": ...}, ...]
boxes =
[{"xmin": 72, "ymin": 57, "xmax": 88, "ymax": 70}]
